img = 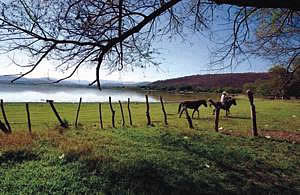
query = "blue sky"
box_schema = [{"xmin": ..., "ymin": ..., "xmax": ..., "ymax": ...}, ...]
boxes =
[
  {"xmin": 2, "ymin": 31, "xmax": 270, "ymax": 83},
  {"xmin": 0, "ymin": 2, "xmax": 274, "ymax": 83},
  {"xmin": 105, "ymin": 34, "xmax": 270, "ymax": 82}
]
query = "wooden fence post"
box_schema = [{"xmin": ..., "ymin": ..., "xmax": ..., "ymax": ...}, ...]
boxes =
[
  {"xmin": 145, "ymin": 95, "xmax": 152, "ymax": 126},
  {"xmin": 247, "ymin": 90, "xmax": 258, "ymax": 136},
  {"xmin": 214, "ymin": 108, "xmax": 220, "ymax": 132},
  {"xmin": 25, "ymin": 103, "xmax": 32, "ymax": 134},
  {"xmin": 119, "ymin": 100, "xmax": 125, "ymax": 127},
  {"xmin": 0, "ymin": 120, "xmax": 10, "ymax": 134},
  {"xmin": 98, "ymin": 103, "xmax": 103, "ymax": 129},
  {"xmin": 47, "ymin": 100, "xmax": 68, "ymax": 128},
  {"xmin": 160, "ymin": 96, "xmax": 168, "ymax": 125},
  {"xmin": 75, "ymin": 97, "xmax": 82, "ymax": 128},
  {"xmin": 127, "ymin": 98, "xmax": 133, "ymax": 126},
  {"xmin": 0, "ymin": 99, "xmax": 11, "ymax": 133},
  {"xmin": 109, "ymin": 97, "xmax": 116, "ymax": 128},
  {"xmin": 208, "ymin": 99, "xmax": 220, "ymax": 132},
  {"xmin": 184, "ymin": 108, "xmax": 194, "ymax": 129}
]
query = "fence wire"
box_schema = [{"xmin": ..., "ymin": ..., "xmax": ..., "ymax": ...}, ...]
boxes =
[{"xmin": 0, "ymin": 101, "xmax": 177, "ymax": 131}]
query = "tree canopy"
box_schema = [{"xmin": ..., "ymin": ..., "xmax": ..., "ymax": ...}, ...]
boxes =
[{"xmin": 0, "ymin": 0, "xmax": 299, "ymax": 89}]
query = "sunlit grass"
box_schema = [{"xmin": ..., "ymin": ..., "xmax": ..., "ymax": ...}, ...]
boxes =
[{"xmin": 1, "ymin": 95, "xmax": 300, "ymax": 133}]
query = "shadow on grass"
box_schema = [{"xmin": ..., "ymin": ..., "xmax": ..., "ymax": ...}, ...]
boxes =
[
  {"xmin": 156, "ymin": 132, "xmax": 299, "ymax": 194},
  {"xmin": 181, "ymin": 142, "xmax": 298, "ymax": 194},
  {"xmin": 81, "ymin": 159, "xmax": 228, "ymax": 195},
  {"xmin": 227, "ymin": 116, "xmax": 251, "ymax": 120},
  {"xmin": 0, "ymin": 150, "xmax": 39, "ymax": 163}
]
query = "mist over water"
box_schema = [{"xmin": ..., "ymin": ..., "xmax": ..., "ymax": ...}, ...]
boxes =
[{"xmin": 0, "ymin": 84, "xmax": 158, "ymax": 102}]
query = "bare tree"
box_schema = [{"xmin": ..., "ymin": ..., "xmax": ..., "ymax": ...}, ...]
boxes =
[
  {"xmin": 0, "ymin": 0, "xmax": 185, "ymax": 89},
  {"xmin": 0, "ymin": 0, "xmax": 299, "ymax": 89}
]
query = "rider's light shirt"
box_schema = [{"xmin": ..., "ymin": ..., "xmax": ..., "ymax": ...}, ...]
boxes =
[{"xmin": 220, "ymin": 94, "xmax": 226, "ymax": 103}]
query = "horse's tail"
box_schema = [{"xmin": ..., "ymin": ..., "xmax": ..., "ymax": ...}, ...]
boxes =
[{"xmin": 178, "ymin": 103, "xmax": 182, "ymax": 114}]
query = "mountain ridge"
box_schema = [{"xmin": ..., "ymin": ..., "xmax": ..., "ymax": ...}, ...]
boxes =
[
  {"xmin": 149, "ymin": 72, "xmax": 271, "ymax": 89},
  {"xmin": 0, "ymin": 75, "xmax": 148, "ymax": 88}
]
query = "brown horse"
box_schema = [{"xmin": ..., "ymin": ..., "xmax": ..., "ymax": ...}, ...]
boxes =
[
  {"xmin": 210, "ymin": 98, "xmax": 237, "ymax": 116},
  {"xmin": 178, "ymin": 100, "xmax": 207, "ymax": 118}
]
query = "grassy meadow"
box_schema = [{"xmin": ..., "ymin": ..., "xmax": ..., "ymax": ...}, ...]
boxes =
[{"xmin": 0, "ymin": 95, "xmax": 300, "ymax": 194}]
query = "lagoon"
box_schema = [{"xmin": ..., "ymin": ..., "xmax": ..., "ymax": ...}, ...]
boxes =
[
  {"xmin": 0, "ymin": 83, "xmax": 158, "ymax": 103},
  {"xmin": 0, "ymin": 83, "xmax": 218, "ymax": 103}
]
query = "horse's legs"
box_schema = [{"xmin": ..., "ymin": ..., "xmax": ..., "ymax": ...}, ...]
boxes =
[
  {"xmin": 179, "ymin": 109, "xmax": 184, "ymax": 118},
  {"xmin": 192, "ymin": 110, "xmax": 196, "ymax": 119},
  {"xmin": 197, "ymin": 109, "xmax": 200, "ymax": 118},
  {"xmin": 212, "ymin": 109, "xmax": 215, "ymax": 115}
]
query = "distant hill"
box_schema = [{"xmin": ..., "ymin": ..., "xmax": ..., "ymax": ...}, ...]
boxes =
[{"xmin": 149, "ymin": 72, "xmax": 271, "ymax": 90}]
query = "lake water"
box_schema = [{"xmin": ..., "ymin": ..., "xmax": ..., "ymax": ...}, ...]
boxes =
[{"xmin": 0, "ymin": 83, "xmax": 159, "ymax": 102}]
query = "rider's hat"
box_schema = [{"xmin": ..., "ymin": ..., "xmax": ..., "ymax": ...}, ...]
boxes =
[{"xmin": 222, "ymin": 91, "xmax": 227, "ymax": 95}]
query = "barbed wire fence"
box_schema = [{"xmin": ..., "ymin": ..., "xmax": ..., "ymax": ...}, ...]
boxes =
[
  {"xmin": 0, "ymin": 96, "xmax": 180, "ymax": 133},
  {"xmin": 0, "ymin": 92, "xmax": 258, "ymax": 137}
]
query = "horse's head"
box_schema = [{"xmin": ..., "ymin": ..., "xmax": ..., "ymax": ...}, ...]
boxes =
[
  {"xmin": 208, "ymin": 99, "xmax": 215, "ymax": 108},
  {"xmin": 231, "ymin": 98, "xmax": 237, "ymax": 106}
]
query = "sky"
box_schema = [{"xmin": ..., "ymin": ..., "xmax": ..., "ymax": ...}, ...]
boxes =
[
  {"xmin": 1, "ymin": 30, "xmax": 270, "ymax": 83},
  {"xmin": 0, "ymin": 1, "xmax": 274, "ymax": 84}
]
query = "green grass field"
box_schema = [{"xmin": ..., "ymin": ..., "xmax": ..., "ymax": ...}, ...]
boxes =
[
  {"xmin": 1, "ymin": 95, "xmax": 300, "ymax": 133},
  {"xmin": 0, "ymin": 95, "xmax": 300, "ymax": 194}
]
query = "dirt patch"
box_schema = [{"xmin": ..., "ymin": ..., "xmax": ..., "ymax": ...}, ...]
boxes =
[
  {"xmin": 222, "ymin": 130, "xmax": 300, "ymax": 144},
  {"xmin": 260, "ymin": 130, "xmax": 300, "ymax": 143}
]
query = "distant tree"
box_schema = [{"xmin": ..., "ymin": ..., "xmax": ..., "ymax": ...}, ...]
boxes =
[
  {"xmin": 256, "ymin": 80, "xmax": 273, "ymax": 97},
  {"xmin": 195, "ymin": 87, "xmax": 209, "ymax": 93},
  {"xmin": 243, "ymin": 82, "xmax": 257, "ymax": 94},
  {"xmin": 167, "ymin": 86, "xmax": 177, "ymax": 91},
  {"xmin": 267, "ymin": 65, "xmax": 288, "ymax": 97},
  {"xmin": 224, "ymin": 87, "xmax": 242, "ymax": 94},
  {"xmin": 179, "ymin": 85, "xmax": 190, "ymax": 92},
  {"xmin": 0, "ymin": 0, "xmax": 299, "ymax": 89},
  {"xmin": 286, "ymin": 59, "xmax": 300, "ymax": 97},
  {"xmin": 257, "ymin": 62, "xmax": 300, "ymax": 98}
]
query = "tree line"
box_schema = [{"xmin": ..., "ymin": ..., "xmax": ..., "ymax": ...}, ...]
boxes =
[{"xmin": 244, "ymin": 60, "xmax": 300, "ymax": 98}]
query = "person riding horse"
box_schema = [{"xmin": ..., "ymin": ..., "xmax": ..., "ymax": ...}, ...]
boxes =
[
  {"xmin": 178, "ymin": 99, "xmax": 207, "ymax": 118},
  {"xmin": 210, "ymin": 93, "xmax": 237, "ymax": 116},
  {"xmin": 220, "ymin": 91, "xmax": 229, "ymax": 105}
]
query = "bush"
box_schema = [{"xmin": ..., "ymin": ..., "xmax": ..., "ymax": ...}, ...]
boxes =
[
  {"xmin": 243, "ymin": 82, "xmax": 257, "ymax": 93},
  {"xmin": 167, "ymin": 86, "xmax": 177, "ymax": 91},
  {"xmin": 195, "ymin": 87, "xmax": 209, "ymax": 93},
  {"xmin": 179, "ymin": 85, "xmax": 193, "ymax": 91}
]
